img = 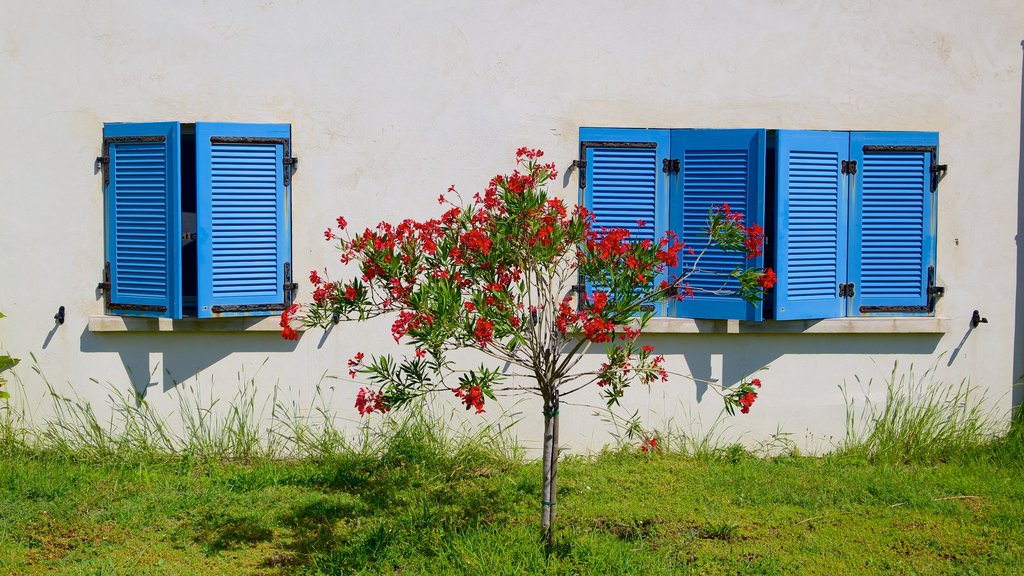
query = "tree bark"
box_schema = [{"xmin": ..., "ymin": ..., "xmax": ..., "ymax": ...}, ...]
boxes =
[{"xmin": 540, "ymin": 390, "xmax": 559, "ymax": 550}]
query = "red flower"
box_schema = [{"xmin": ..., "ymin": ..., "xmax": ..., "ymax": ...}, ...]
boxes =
[
  {"xmin": 758, "ymin": 268, "xmax": 777, "ymax": 290},
  {"xmin": 745, "ymin": 224, "xmax": 765, "ymax": 259},
  {"xmin": 453, "ymin": 385, "xmax": 486, "ymax": 413},
  {"xmin": 640, "ymin": 437, "xmax": 658, "ymax": 453},
  {"xmin": 636, "ymin": 219, "xmax": 647, "ymax": 228},
  {"xmin": 438, "ymin": 194, "xmax": 446, "ymax": 204},
  {"xmin": 309, "ymin": 270, "xmax": 323, "ymax": 285},
  {"xmin": 642, "ymin": 345, "xmax": 655, "ymax": 353},
  {"xmin": 415, "ymin": 348, "xmax": 426, "ymax": 358},
  {"xmin": 464, "ymin": 301, "xmax": 476, "ymax": 312},
  {"xmin": 355, "ymin": 388, "xmax": 389, "ymax": 416},
  {"xmin": 751, "ymin": 378, "xmax": 762, "ymax": 388},
  {"xmin": 336, "ymin": 216, "xmax": 348, "ymax": 230},
  {"xmin": 279, "ymin": 304, "xmax": 300, "ymax": 340},
  {"xmin": 474, "ymin": 318, "xmax": 494, "ymax": 345},
  {"xmin": 324, "ymin": 228, "xmax": 336, "ymax": 241},
  {"xmin": 345, "ymin": 285, "xmax": 358, "ymax": 300},
  {"xmin": 739, "ymin": 391, "xmax": 758, "ymax": 414}
]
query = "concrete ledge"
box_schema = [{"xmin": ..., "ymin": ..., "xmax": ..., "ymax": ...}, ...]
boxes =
[
  {"xmin": 88, "ymin": 315, "xmax": 303, "ymax": 333},
  {"xmin": 641, "ymin": 316, "xmax": 951, "ymax": 335}
]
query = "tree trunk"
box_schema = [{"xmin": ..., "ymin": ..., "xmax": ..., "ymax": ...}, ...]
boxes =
[{"xmin": 540, "ymin": 390, "xmax": 559, "ymax": 550}]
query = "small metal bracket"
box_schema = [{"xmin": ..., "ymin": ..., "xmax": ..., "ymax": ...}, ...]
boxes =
[
  {"xmin": 662, "ymin": 158, "xmax": 680, "ymax": 175},
  {"xmin": 841, "ymin": 160, "xmax": 857, "ymax": 175},
  {"xmin": 54, "ymin": 305, "xmax": 65, "ymax": 325},
  {"xmin": 971, "ymin": 310, "xmax": 988, "ymax": 328},
  {"xmin": 838, "ymin": 283, "xmax": 855, "ymax": 298},
  {"xmin": 283, "ymin": 262, "xmax": 298, "ymax": 305}
]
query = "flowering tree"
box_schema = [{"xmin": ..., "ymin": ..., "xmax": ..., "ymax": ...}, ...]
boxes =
[{"xmin": 283, "ymin": 148, "xmax": 775, "ymax": 546}]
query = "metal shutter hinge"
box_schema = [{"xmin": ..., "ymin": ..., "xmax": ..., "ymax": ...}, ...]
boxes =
[
  {"xmin": 930, "ymin": 162, "xmax": 947, "ymax": 192},
  {"xmin": 571, "ymin": 159, "xmax": 586, "ymax": 189},
  {"xmin": 838, "ymin": 282, "xmax": 855, "ymax": 298},
  {"xmin": 663, "ymin": 158, "xmax": 680, "ymax": 175},
  {"xmin": 841, "ymin": 160, "xmax": 857, "ymax": 175}
]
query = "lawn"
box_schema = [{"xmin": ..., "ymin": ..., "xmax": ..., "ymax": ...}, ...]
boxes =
[{"xmin": 2, "ymin": 419, "xmax": 1022, "ymax": 575}]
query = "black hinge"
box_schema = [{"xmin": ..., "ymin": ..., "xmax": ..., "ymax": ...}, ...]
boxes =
[
  {"xmin": 284, "ymin": 156, "xmax": 298, "ymax": 187},
  {"xmin": 97, "ymin": 262, "xmax": 112, "ymax": 306},
  {"xmin": 663, "ymin": 158, "xmax": 680, "ymax": 175},
  {"xmin": 929, "ymin": 161, "xmax": 947, "ymax": 192},
  {"xmin": 926, "ymin": 266, "xmax": 944, "ymax": 298},
  {"xmin": 572, "ymin": 160, "xmax": 587, "ymax": 189},
  {"xmin": 838, "ymin": 282, "xmax": 855, "ymax": 298},
  {"xmin": 283, "ymin": 262, "xmax": 298, "ymax": 305},
  {"xmin": 841, "ymin": 160, "xmax": 857, "ymax": 175}
]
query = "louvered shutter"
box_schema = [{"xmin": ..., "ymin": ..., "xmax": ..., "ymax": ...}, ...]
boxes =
[
  {"xmin": 848, "ymin": 132, "xmax": 938, "ymax": 315},
  {"xmin": 670, "ymin": 129, "xmax": 766, "ymax": 321},
  {"xmin": 195, "ymin": 123, "xmax": 293, "ymax": 318},
  {"xmin": 773, "ymin": 130, "xmax": 848, "ymax": 320},
  {"xmin": 579, "ymin": 128, "xmax": 670, "ymax": 315},
  {"xmin": 102, "ymin": 122, "xmax": 182, "ymax": 318}
]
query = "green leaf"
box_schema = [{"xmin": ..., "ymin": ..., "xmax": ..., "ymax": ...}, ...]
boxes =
[{"xmin": 0, "ymin": 356, "xmax": 19, "ymax": 373}]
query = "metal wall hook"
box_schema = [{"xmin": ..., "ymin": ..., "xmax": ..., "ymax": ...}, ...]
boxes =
[
  {"xmin": 54, "ymin": 305, "xmax": 65, "ymax": 325},
  {"xmin": 971, "ymin": 310, "xmax": 988, "ymax": 328}
]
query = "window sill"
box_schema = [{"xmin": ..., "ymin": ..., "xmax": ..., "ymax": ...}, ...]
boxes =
[
  {"xmin": 640, "ymin": 316, "xmax": 950, "ymax": 335},
  {"xmin": 88, "ymin": 315, "xmax": 303, "ymax": 333}
]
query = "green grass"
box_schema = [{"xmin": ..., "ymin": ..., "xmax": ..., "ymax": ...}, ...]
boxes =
[
  {"xmin": 1, "ymin": 412, "xmax": 1022, "ymax": 575},
  {"xmin": 1, "ymin": 362, "xmax": 1021, "ymax": 574}
]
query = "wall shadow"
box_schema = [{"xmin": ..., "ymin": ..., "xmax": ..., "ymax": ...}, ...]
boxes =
[
  {"xmin": 79, "ymin": 328, "xmax": 299, "ymax": 398},
  {"xmin": 1015, "ymin": 40, "xmax": 1024, "ymax": 409},
  {"xmin": 584, "ymin": 332, "xmax": 943, "ymax": 402}
]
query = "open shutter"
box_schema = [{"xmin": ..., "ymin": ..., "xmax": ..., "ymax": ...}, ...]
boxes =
[
  {"xmin": 195, "ymin": 123, "xmax": 293, "ymax": 318},
  {"xmin": 579, "ymin": 128, "xmax": 670, "ymax": 315},
  {"xmin": 670, "ymin": 129, "xmax": 766, "ymax": 321},
  {"xmin": 849, "ymin": 132, "xmax": 938, "ymax": 315},
  {"xmin": 773, "ymin": 130, "xmax": 848, "ymax": 320},
  {"xmin": 102, "ymin": 122, "xmax": 182, "ymax": 318}
]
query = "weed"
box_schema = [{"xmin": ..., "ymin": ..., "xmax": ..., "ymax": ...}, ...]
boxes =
[{"xmin": 840, "ymin": 361, "xmax": 995, "ymax": 464}]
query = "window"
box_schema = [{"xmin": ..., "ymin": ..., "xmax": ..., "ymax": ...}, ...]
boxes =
[
  {"xmin": 579, "ymin": 128, "xmax": 943, "ymax": 321},
  {"xmin": 98, "ymin": 122, "xmax": 296, "ymax": 319}
]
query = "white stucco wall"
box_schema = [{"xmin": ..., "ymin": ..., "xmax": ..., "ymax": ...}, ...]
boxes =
[{"xmin": 1, "ymin": 0, "xmax": 1022, "ymax": 454}]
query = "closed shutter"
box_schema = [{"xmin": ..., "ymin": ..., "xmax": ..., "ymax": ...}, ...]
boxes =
[
  {"xmin": 579, "ymin": 128, "xmax": 670, "ymax": 315},
  {"xmin": 773, "ymin": 130, "xmax": 848, "ymax": 320},
  {"xmin": 102, "ymin": 122, "xmax": 182, "ymax": 318},
  {"xmin": 849, "ymin": 132, "xmax": 938, "ymax": 315},
  {"xmin": 670, "ymin": 129, "xmax": 766, "ymax": 321},
  {"xmin": 195, "ymin": 123, "xmax": 293, "ymax": 318}
]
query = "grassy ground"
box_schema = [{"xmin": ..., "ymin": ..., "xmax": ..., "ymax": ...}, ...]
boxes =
[{"xmin": 2, "ymin": 417, "xmax": 1022, "ymax": 576}]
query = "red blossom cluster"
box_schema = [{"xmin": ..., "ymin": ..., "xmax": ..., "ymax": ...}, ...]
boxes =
[
  {"xmin": 347, "ymin": 352, "xmax": 364, "ymax": 379},
  {"xmin": 280, "ymin": 304, "xmax": 300, "ymax": 340},
  {"xmin": 640, "ymin": 436, "xmax": 658, "ymax": 453},
  {"xmin": 728, "ymin": 377, "xmax": 763, "ymax": 415},
  {"xmin": 355, "ymin": 387, "xmax": 389, "ymax": 416},
  {"xmin": 453, "ymin": 385, "xmax": 486, "ymax": 413}
]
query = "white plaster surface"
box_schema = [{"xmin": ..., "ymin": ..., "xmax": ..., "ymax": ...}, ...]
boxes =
[{"xmin": 0, "ymin": 1, "xmax": 1022, "ymax": 454}]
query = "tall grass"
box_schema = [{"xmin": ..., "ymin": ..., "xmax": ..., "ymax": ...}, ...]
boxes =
[
  {"xmin": 840, "ymin": 361, "xmax": 995, "ymax": 464},
  {"xmin": 0, "ymin": 357, "xmax": 522, "ymax": 467}
]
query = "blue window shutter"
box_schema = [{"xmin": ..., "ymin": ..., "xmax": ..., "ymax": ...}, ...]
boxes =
[
  {"xmin": 579, "ymin": 128, "xmax": 670, "ymax": 315},
  {"xmin": 773, "ymin": 130, "xmax": 848, "ymax": 320},
  {"xmin": 848, "ymin": 132, "xmax": 938, "ymax": 315},
  {"xmin": 102, "ymin": 122, "xmax": 182, "ymax": 318},
  {"xmin": 195, "ymin": 123, "xmax": 293, "ymax": 318},
  {"xmin": 670, "ymin": 129, "xmax": 766, "ymax": 321}
]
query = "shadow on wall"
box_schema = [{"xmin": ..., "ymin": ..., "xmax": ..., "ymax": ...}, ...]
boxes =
[
  {"xmin": 586, "ymin": 332, "xmax": 942, "ymax": 403},
  {"xmin": 1015, "ymin": 39, "xmax": 1024, "ymax": 409},
  {"xmin": 79, "ymin": 328, "xmax": 299, "ymax": 397}
]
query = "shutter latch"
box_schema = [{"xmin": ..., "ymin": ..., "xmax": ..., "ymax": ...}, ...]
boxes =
[
  {"xmin": 663, "ymin": 158, "xmax": 680, "ymax": 175},
  {"xmin": 841, "ymin": 160, "xmax": 857, "ymax": 175},
  {"xmin": 838, "ymin": 282, "xmax": 855, "ymax": 298}
]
